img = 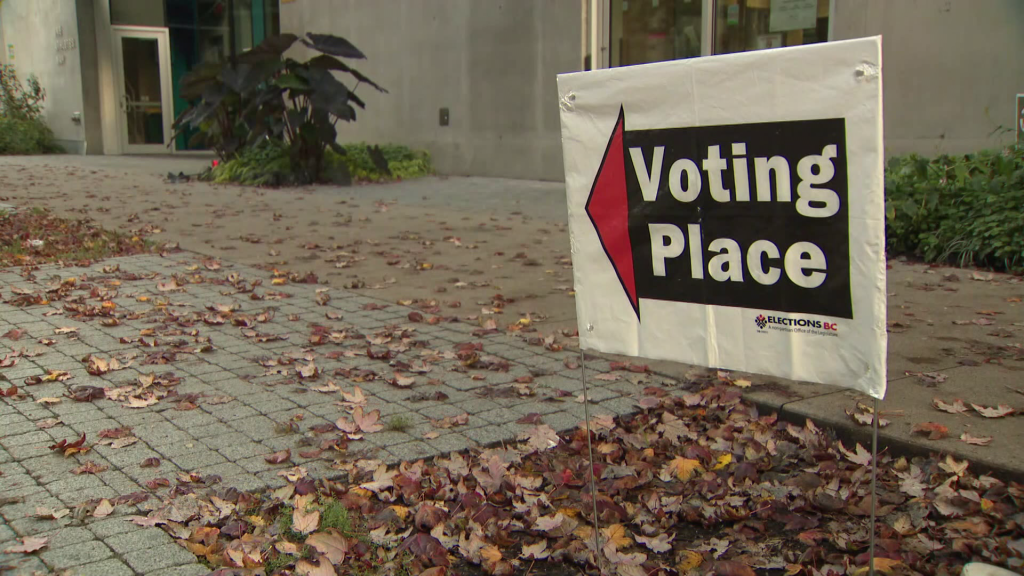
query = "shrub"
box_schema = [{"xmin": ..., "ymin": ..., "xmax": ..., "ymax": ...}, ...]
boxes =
[
  {"xmin": 173, "ymin": 32, "xmax": 386, "ymax": 184},
  {"xmin": 209, "ymin": 141, "xmax": 432, "ymax": 186},
  {"xmin": 208, "ymin": 139, "xmax": 293, "ymax": 186},
  {"xmin": 0, "ymin": 117, "xmax": 62, "ymax": 155},
  {"xmin": 0, "ymin": 64, "xmax": 61, "ymax": 155},
  {"xmin": 884, "ymin": 146, "xmax": 1024, "ymax": 271},
  {"xmin": 0, "ymin": 64, "xmax": 45, "ymax": 120},
  {"xmin": 331, "ymin": 142, "xmax": 433, "ymax": 182}
]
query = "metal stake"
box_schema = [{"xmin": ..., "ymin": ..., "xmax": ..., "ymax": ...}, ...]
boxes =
[
  {"xmin": 868, "ymin": 397, "xmax": 880, "ymax": 576},
  {"xmin": 579, "ymin": 348, "xmax": 605, "ymax": 575}
]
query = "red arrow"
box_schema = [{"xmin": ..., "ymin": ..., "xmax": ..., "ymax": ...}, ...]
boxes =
[{"xmin": 585, "ymin": 107, "xmax": 638, "ymax": 318}]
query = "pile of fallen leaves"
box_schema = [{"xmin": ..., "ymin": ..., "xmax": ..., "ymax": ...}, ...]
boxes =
[
  {"xmin": 0, "ymin": 207, "xmax": 157, "ymax": 267},
  {"xmin": 117, "ymin": 385, "xmax": 1021, "ymax": 576}
]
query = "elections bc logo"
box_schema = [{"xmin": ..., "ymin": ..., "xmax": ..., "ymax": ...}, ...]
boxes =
[{"xmin": 754, "ymin": 313, "xmax": 839, "ymax": 336}]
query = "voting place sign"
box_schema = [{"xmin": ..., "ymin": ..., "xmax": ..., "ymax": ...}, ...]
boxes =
[{"xmin": 557, "ymin": 37, "xmax": 887, "ymax": 399}]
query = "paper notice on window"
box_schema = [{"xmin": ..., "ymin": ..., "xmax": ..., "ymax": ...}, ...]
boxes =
[{"xmin": 770, "ymin": 0, "xmax": 818, "ymax": 32}]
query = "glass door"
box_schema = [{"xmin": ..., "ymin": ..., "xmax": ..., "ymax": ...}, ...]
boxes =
[{"xmin": 112, "ymin": 27, "xmax": 174, "ymax": 154}]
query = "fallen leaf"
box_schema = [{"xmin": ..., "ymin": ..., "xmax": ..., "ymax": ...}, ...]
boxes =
[
  {"xmin": 293, "ymin": 508, "xmax": 321, "ymax": 534},
  {"xmin": 959, "ymin": 433, "xmax": 993, "ymax": 446},
  {"xmin": 265, "ymin": 450, "xmax": 292, "ymax": 464},
  {"xmin": 520, "ymin": 540, "xmax": 550, "ymax": 560},
  {"xmin": 295, "ymin": 557, "xmax": 336, "ymax": 576},
  {"xmin": 911, "ymin": 422, "xmax": 949, "ymax": 440},
  {"xmin": 34, "ymin": 507, "xmax": 70, "ymax": 520},
  {"xmin": 93, "ymin": 499, "xmax": 114, "ymax": 518},
  {"xmin": 678, "ymin": 550, "xmax": 704, "ymax": 573},
  {"xmin": 660, "ymin": 457, "xmax": 703, "ymax": 481},
  {"xmin": 72, "ymin": 461, "xmax": 108, "ymax": 475},
  {"xmin": 932, "ymin": 398, "xmax": 968, "ymax": 414},
  {"xmin": 970, "ymin": 403, "xmax": 1015, "ymax": 418},
  {"xmin": 3, "ymin": 536, "xmax": 48, "ymax": 554},
  {"xmin": 141, "ymin": 457, "xmax": 161, "ymax": 468},
  {"xmin": 635, "ymin": 532, "xmax": 674, "ymax": 553},
  {"xmin": 306, "ymin": 530, "xmax": 348, "ymax": 563},
  {"xmin": 520, "ymin": 425, "xmax": 559, "ymax": 452},
  {"xmin": 353, "ymin": 406, "xmax": 384, "ymax": 433},
  {"xmin": 713, "ymin": 560, "xmax": 756, "ymax": 576},
  {"xmin": 851, "ymin": 558, "xmax": 906, "ymax": 576}
]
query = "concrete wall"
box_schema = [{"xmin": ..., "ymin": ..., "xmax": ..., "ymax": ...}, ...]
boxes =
[
  {"xmin": 0, "ymin": 0, "xmax": 88, "ymax": 153},
  {"xmin": 280, "ymin": 0, "xmax": 583, "ymax": 181},
  {"xmin": 834, "ymin": 0, "xmax": 1024, "ymax": 157}
]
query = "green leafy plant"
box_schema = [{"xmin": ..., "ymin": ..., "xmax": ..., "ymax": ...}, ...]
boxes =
[
  {"xmin": 0, "ymin": 64, "xmax": 46, "ymax": 120},
  {"xmin": 0, "ymin": 64, "xmax": 61, "ymax": 155},
  {"xmin": 885, "ymin": 146, "xmax": 1024, "ymax": 271},
  {"xmin": 209, "ymin": 140, "xmax": 432, "ymax": 186},
  {"xmin": 173, "ymin": 32, "xmax": 387, "ymax": 184},
  {"xmin": 331, "ymin": 142, "xmax": 433, "ymax": 182}
]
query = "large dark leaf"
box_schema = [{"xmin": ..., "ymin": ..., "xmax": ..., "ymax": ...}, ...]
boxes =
[
  {"xmin": 301, "ymin": 33, "xmax": 366, "ymax": 59},
  {"xmin": 236, "ymin": 33, "xmax": 299, "ymax": 64},
  {"xmin": 308, "ymin": 54, "xmax": 388, "ymax": 94},
  {"xmin": 179, "ymin": 61, "xmax": 221, "ymax": 99},
  {"xmin": 274, "ymin": 73, "xmax": 309, "ymax": 91},
  {"xmin": 304, "ymin": 68, "xmax": 355, "ymax": 121},
  {"xmin": 220, "ymin": 61, "xmax": 279, "ymax": 94}
]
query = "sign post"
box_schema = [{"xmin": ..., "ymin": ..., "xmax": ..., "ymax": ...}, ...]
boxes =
[{"xmin": 558, "ymin": 36, "xmax": 886, "ymax": 573}]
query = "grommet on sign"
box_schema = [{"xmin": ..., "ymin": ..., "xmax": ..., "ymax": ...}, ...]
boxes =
[{"xmin": 559, "ymin": 91, "xmax": 576, "ymax": 112}]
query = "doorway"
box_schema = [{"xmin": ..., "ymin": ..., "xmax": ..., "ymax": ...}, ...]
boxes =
[{"xmin": 112, "ymin": 26, "xmax": 174, "ymax": 153}]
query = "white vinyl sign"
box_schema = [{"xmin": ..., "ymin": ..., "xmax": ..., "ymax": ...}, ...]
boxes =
[{"xmin": 557, "ymin": 37, "xmax": 887, "ymax": 399}]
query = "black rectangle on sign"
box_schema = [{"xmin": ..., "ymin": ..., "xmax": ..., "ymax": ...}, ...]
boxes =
[{"xmin": 625, "ymin": 118, "xmax": 853, "ymax": 319}]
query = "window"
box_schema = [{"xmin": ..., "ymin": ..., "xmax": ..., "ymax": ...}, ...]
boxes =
[
  {"xmin": 714, "ymin": 0, "xmax": 829, "ymax": 55},
  {"xmin": 610, "ymin": 0, "xmax": 704, "ymax": 68}
]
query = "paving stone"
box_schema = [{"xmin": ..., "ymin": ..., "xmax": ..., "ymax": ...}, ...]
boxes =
[
  {"xmin": 69, "ymin": 417, "xmax": 123, "ymax": 435},
  {"xmin": 95, "ymin": 443, "xmax": 161, "ymax": 468},
  {"xmin": 40, "ymin": 540, "xmax": 113, "ymax": 570},
  {"xmin": 87, "ymin": 516, "xmax": 136, "ymax": 539},
  {"xmin": 0, "ymin": 430, "xmax": 53, "ymax": 448},
  {"xmin": 105, "ymin": 527, "xmax": 173, "ymax": 554},
  {"xmin": 169, "ymin": 450, "xmax": 228, "ymax": 471},
  {"xmin": 9, "ymin": 514, "xmax": 72, "ymax": 537},
  {"xmin": 188, "ymin": 421, "xmax": 233, "ymax": 439},
  {"xmin": 0, "ymin": 474, "xmax": 46, "ymax": 500},
  {"xmin": 260, "ymin": 435, "xmax": 302, "ymax": 451},
  {"xmin": 122, "ymin": 542, "xmax": 196, "ymax": 573},
  {"xmin": 425, "ymin": 432, "xmax": 479, "ymax": 455},
  {"xmin": 463, "ymin": 424, "xmax": 520, "ymax": 447},
  {"xmin": 455, "ymin": 398, "xmax": 504, "ymax": 415},
  {"xmin": 236, "ymin": 454, "xmax": 276, "ymax": 473},
  {"xmin": 71, "ymin": 558, "xmax": 135, "ymax": 576},
  {"xmin": 1, "ymin": 494, "xmax": 64, "ymax": 524},
  {"xmin": 0, "ymin": 556, "xmax": 47, "ymax": 575},
  {"xmin": 215, "ymin": 439, "xmax": 267, "ymax": 460},
  {"xmin": 227, "ymin": 415, "xmax": 279, "ymax": 441},
  {"xmin": 37, "ymin": 526, "xmax": 94, "ymax": 548},
  {"xmin": 598, "ymin": 396, "xmax": 641, "ymax": 416}
]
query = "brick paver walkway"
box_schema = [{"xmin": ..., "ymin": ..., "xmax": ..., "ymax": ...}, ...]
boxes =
[{"xmin": 0, "ymin": 252, "xmax": 643, "ymax": 575}]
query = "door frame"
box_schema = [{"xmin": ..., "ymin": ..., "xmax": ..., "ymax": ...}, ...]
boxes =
[{"xmin": 111, "ymin": 25, "xmax": 175, "ymax": 154}]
